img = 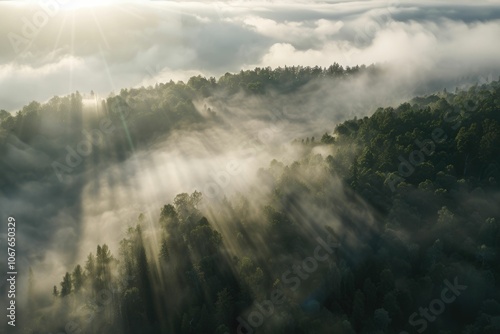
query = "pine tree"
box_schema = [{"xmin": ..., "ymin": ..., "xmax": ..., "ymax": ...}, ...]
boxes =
[
  {"xmin": 85, "ymin": 253, "xmax": 96, "ymax": 294},
  {"xmin": 159, "ymin": 238, "xmax": 170, "ymax": 262},
  {"xmin": 60, "ymin": 272, "xmax": 72, "ymax": 297},
  {"xmin": 96, "ymin": 244, "xmax": 113, "ymax": 290},
  {"xmin": 72, "ymin": 264, "xmax": 84, "ymax": 293}
]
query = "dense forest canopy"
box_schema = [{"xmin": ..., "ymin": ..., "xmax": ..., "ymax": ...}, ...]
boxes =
[{"xmin": 1, "ymin": 65, "xmax": 500, "ymax": 334}]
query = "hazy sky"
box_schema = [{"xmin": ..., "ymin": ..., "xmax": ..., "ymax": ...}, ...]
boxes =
[{"xmin": 1, "ymin": 0, "xmax": 500, "ymax": 111}]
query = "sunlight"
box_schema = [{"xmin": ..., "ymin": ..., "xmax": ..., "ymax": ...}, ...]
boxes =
[{"xmin": 61, "ymin": 0, "xmax": 125, "ymax": 10}]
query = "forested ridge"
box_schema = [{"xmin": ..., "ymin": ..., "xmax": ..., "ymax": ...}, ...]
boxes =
[
  {"xmin": 0, "ymin": 63, "xmax": 375, "ymax": 190},
  {"xmin": 4, "ymin": 67, "xmax": 500, "ymax": 334}
]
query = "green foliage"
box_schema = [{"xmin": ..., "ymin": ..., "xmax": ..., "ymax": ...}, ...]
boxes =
[
  {"xmin": 60, "ymin": 272, "xmax": 72, "ymax": 297},
  {"xmin": 373, "ymin": 308, "xmax": 391, "ymax": 330},
  {"xmin": 215, "ymin": 288, "xmax": 233, "ymax": 327},
  {"xmin": 72, "ymin": 265, "xmax": 84, "ymax": 293}
]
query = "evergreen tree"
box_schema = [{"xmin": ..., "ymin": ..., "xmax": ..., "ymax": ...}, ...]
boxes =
[
  {"xmin": 60, "ymin": 272, "xmax": 72, "ymax": 297},
  {"xmin": 72, "ymin": 264, "xmax": 84, "ymax": 293}
]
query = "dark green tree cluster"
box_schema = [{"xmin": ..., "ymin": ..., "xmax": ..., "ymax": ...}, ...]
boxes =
[{"xmin": 217, "ymin": 63, "xmax": 372, "ymax": 94}]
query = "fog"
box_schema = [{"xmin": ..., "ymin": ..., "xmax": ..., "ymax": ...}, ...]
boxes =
[
  {"xmin": 0, "ymin": 1, "xmax": 499, "ymax": 333},
  {"xmin": 0, "ymin": 68, "xmax": 399, "ymax": 310},
  {"xmin": 0, "ymin": 61, "xmax": 497, "ymax": 318}
]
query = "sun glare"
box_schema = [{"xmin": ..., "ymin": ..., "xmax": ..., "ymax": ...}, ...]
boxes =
[{"xmin": 62, "ymin": 0, "xmax": 127, "ymax": 10}]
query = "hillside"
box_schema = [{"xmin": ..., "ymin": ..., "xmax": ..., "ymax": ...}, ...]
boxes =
[{"xmin": 15, "ymin": 75, "xmax": 500, "ymax": 334}]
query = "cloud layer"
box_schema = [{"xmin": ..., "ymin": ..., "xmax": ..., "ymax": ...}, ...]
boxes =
[{"xmin": 0, "ymin": 1, "xmax": 499, "ymax": 111}]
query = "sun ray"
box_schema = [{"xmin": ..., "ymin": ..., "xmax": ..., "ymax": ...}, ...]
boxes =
[
  {"xmin": 91, "ymin": 10, "xmax": 111, "ymax": 51},
  {"xmin": 68, "ymin": 9, "xmax": 76, "ymax": 94},
  {"xmin": 98, "ymin": 44, "xmax": 136, "ymax": 153},
  {"xmin": 116, "ymin": 3, "xmax": 150, "ymax": 21},
  {"xmin": 62, "ymin": 0, "xmax": 126, "ymax": 10},
  {"xmin": 51, "ymin": 14, "xmax": 69, "ymax": 61}
]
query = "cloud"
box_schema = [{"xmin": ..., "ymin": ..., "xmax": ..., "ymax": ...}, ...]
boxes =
[
  {"xmin": 256, "ymin": 42, "xmax": 343, "ymax": 67},
  {"xmin": 0, "ymin": 1, "xmax": 499, "ymax": 111},
  {"xmin": 240, "ymin": 16, "xmax": 344, "ymax": 49}
]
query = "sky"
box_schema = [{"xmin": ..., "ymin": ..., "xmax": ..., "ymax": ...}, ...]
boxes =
[{"xmin": 0, "ymin": 0, "xmax": 500, "ymax": 111}]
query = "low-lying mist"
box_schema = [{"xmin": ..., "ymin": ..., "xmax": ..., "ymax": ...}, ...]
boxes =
[{"xmin": 1, "ymin": 64, "xmax": 498, "ymax": 334}]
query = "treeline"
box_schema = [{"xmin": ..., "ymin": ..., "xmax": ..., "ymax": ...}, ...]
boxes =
[
  {"xmin": 0, "ymin": 62, "xmax": 374, "ymax": 191},
  {"xmin": 0, "ymin": 62, "xmax": 371, "ymax": 145},
  {"xmin": 215, "ymin": 63, "xmax": 373, "ymax": 94}
]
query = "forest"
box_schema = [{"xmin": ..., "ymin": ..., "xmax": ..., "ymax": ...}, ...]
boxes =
[{"xmin": 1, "ymin": 65, "xmax": 500, "ymax": 334}]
